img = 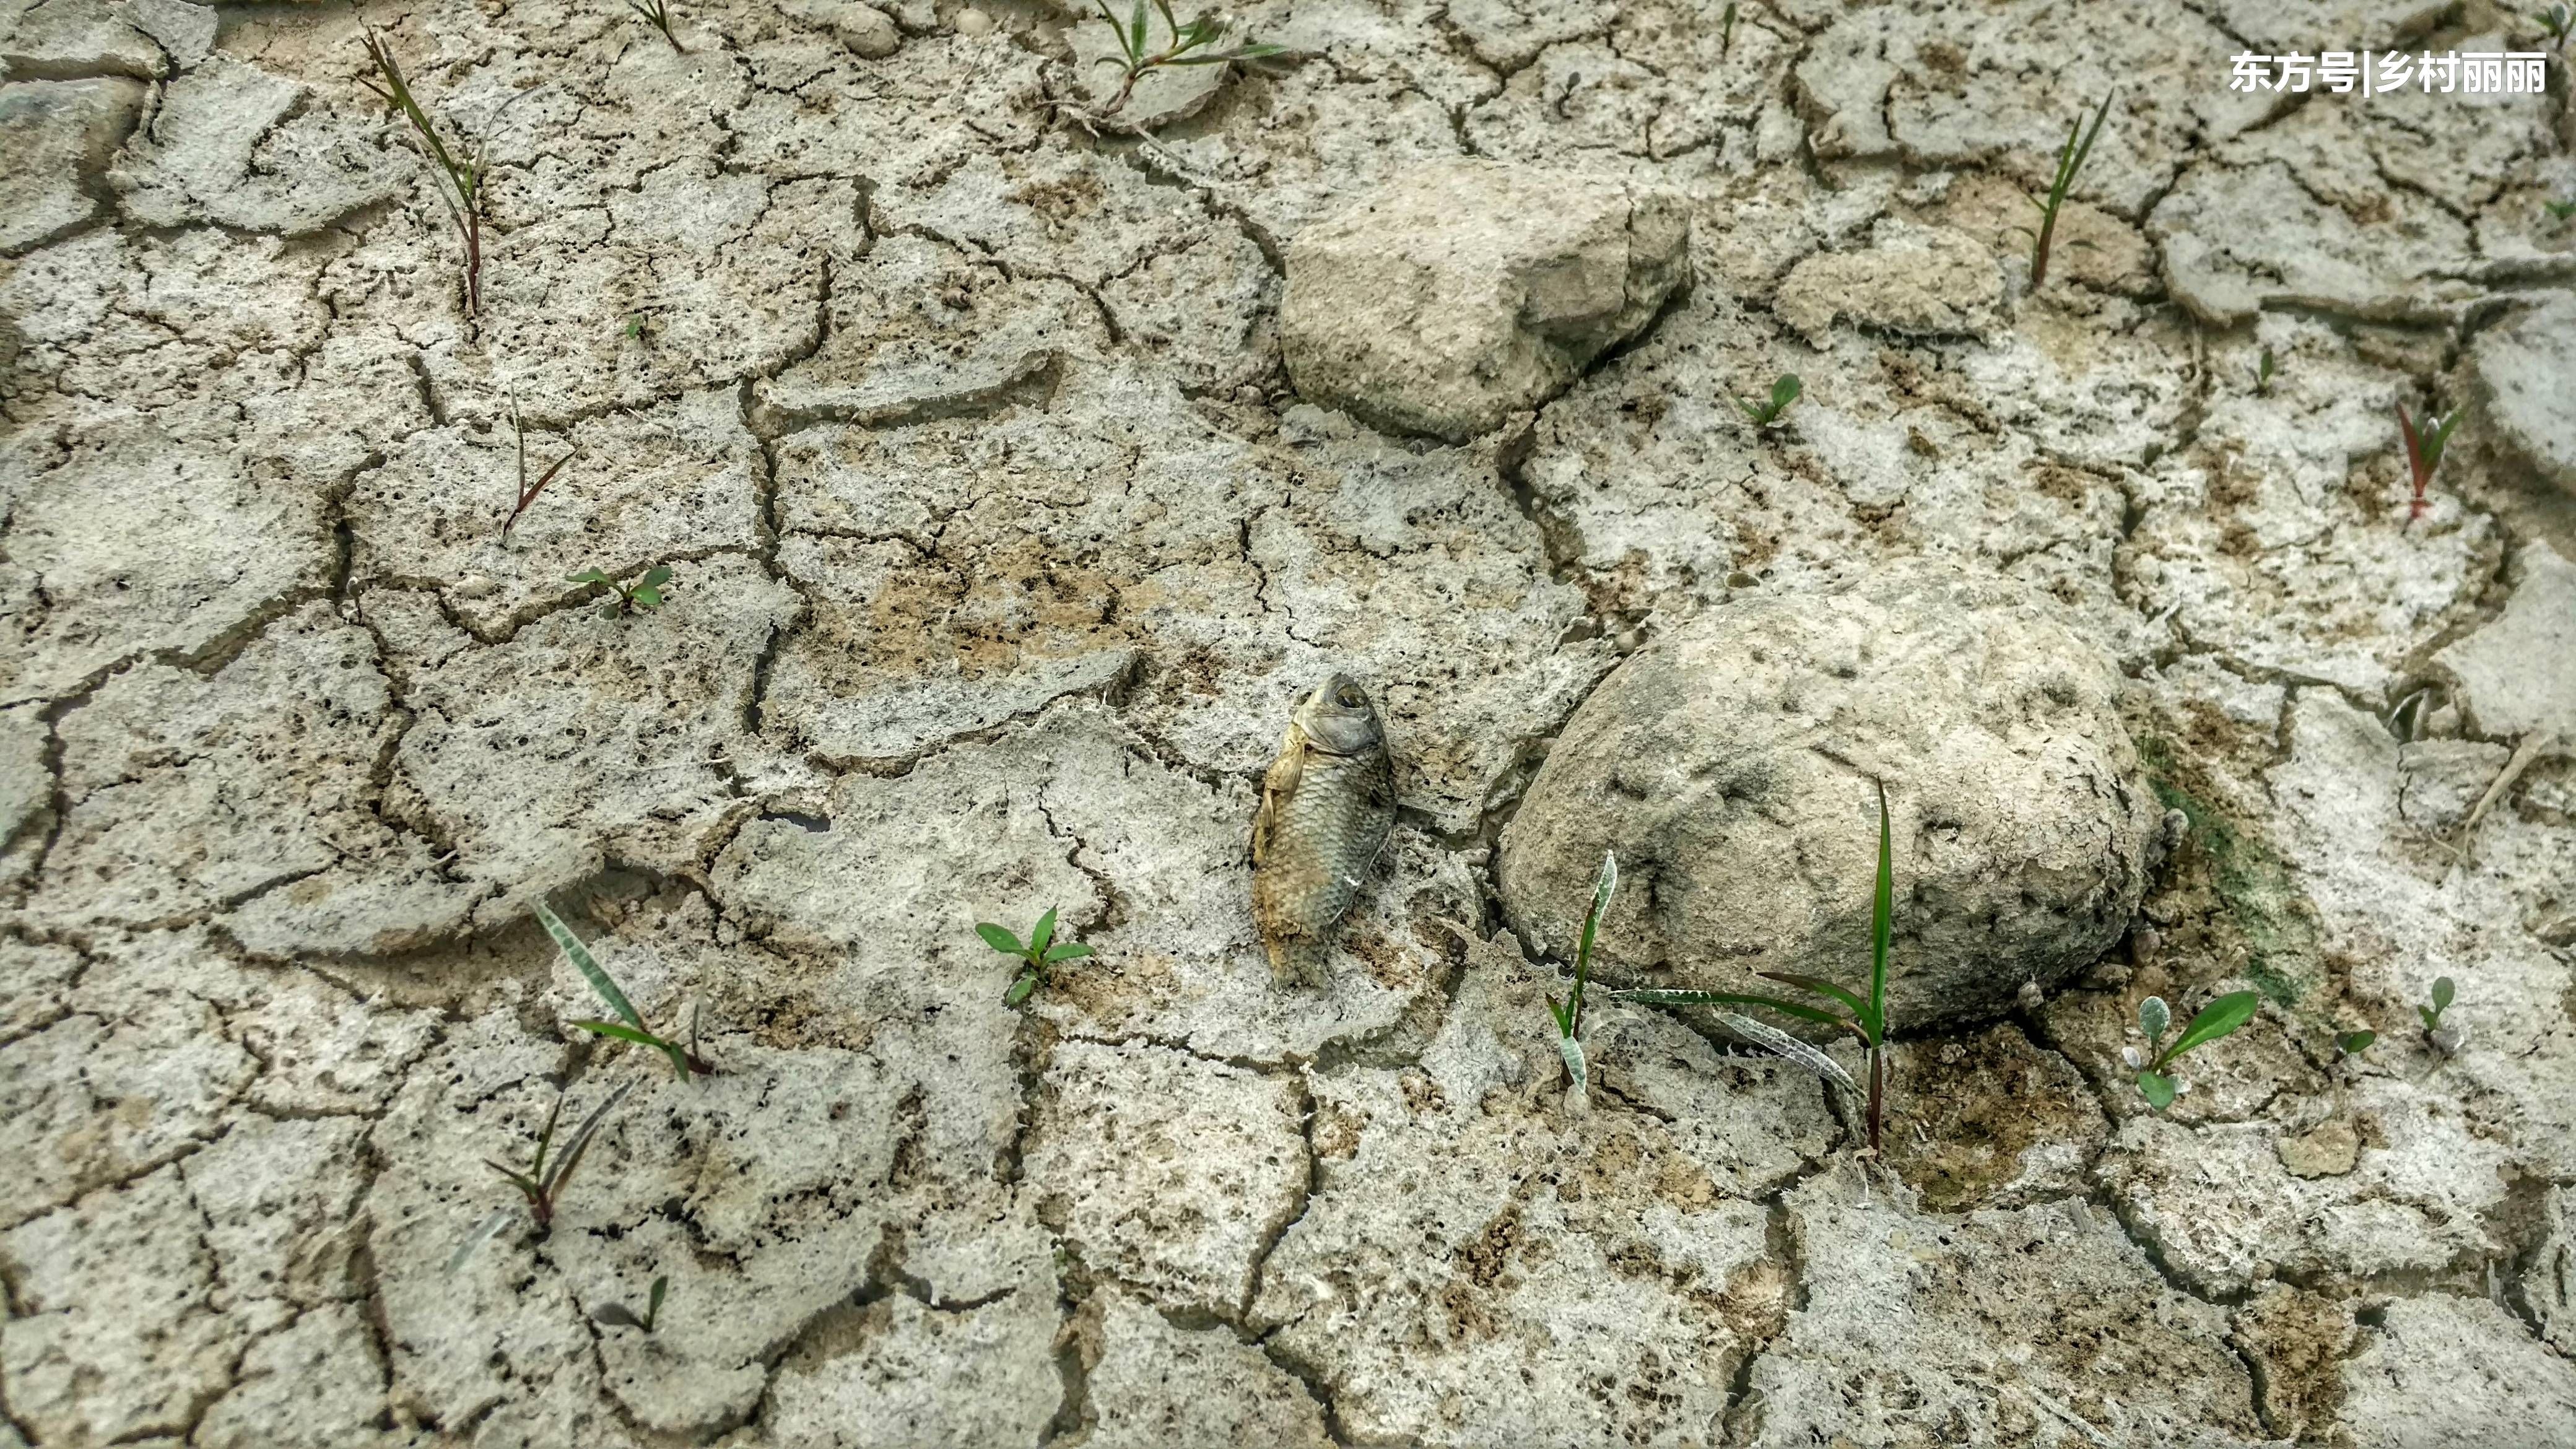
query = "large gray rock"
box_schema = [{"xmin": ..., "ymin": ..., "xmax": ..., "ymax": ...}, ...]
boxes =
[
  {"xmin": 2469, "ymin": 291, "xmax": 2576, "ymax": 503},
  {"xmin": 1499, "ymin": 562, "xmax": 2158, "ymax": 1032},
  {"xmin": 1280, "ymin": 160, "xmax": 1687, "ymax": 442}
]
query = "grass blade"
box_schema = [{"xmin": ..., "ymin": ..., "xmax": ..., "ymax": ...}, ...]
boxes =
[
  {"xmin": 1613, "ymin": 988, "xmax": 1863, "ymax": 1038},
  {"xmin": 541, "ymin": 1081, "xmax": 634, "ymax": 1198},
  {"xmin": 1756, "ymin": 972, "xmax": 1868, "ymax": 1021},
  {"xmin": 572, "ymin": 1020, "xmax": 674, "ymax": 1050},
  {"xmin": 447, "ymin": 1206, "xmax": 516, "ymax": 1273},
  {"xmin": 1868, "ymin": 779, "xmax": 1891, "ymax": 1042},
  {"xmin": 537, "ymin": 902, "xmax": 644, "ymax": 1033},
  {"xmin": 1718, "ymin": 1010, "xmax": 1863, "ymax": 1100}
]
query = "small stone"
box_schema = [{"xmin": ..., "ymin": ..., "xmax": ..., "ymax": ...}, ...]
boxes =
[
  {"xmin": 1281, "ymin": 160, "xmax": 1689, "ymax": 443},
  {"xmin": 2427, "ymin": 1022, "xmax": 2467, "ymax": 1056},
  {"xmin": 453, "ymin": 573, "xmax": 498, "ymax": 599},
  {"xmin": 951, "ymin": 7, "xmax": 993, "ymax": 35},
  {"xmin": 1774, "ymin": 221, "xmax": 2001, "ymax": 347},
  {"xmin": 841, "ymin": 4, "xmax": 901, "ymax": 56},
  {"xmin": 2276, "ymin": 1119, "xmax": 2360, "ymax": 1179}
]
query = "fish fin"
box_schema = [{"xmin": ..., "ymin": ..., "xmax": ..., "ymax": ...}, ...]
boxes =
[
  {"xmin": 1267, "ymin": 931, "xmax": 1328, "ymax": 989},
  {"xmin": 1251, "ymin": 724, "xmax": 1307, "ymax": 867}
]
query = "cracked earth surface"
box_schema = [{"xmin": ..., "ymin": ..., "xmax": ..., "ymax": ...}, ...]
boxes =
[{"xmin": 3, "ymin": 0, "xmax": 2575, "ymax": 1445}]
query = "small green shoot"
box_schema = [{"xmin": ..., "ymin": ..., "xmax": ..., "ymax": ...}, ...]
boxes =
[
  {"xmin": 1544, "ymin": 851, "xmax": 1619, "ymax": 1102},
  {"xmin": 2395, "ymin": 402, "xmax": 2463, "ymax": 523},
  {"xmin": 2128, "ymin": 990, "xmax": 2260, "ymax": 1110},
  {"xmin": 1618, "ymin": 781, "xmax": 1894, "ymax": 1155},
  {"xmin": 2416, "ymin": 976, "xmax": 2455, "ymax": 1032},
  {"xmin": 977, "ymin": 908, "xmax": 1094, "ymax": 1006},
  {"xmin": 625, "ymin": 0, "xmax": 681, "ymax": 50},
  {"xmin": 2539, "ymin": 5, "xmax": 2572, "ymax": 49},
  {"xmin": 594, "ymin": 1274, "xmax": 669, "ymax": 1332},
  {"xmin": 2255, "ymin": 347, "xmax": 2276, "ymax": 396},
  {"xmin": 535, "ymin": 900, "xmax": 710, "ymax": 1081},
  {"xmin": 481, "ymin": 1081, "xmax": 632, "ymax": 1235},
  {"xmin": 2025, "ymin": 90, "xmax": 2113, "ymax": 290},
  {"xmin": 1720, "ymin": 1, "xmax": 1736, "ymax": 53},
  {"xmin": 357, "ymin": 30, "xmax": 535, "ymax": 322},
  {"xmin": 568, "ymin": 564, "xmax": 673, "ymax": 618},
  {"xmin": 1088, "ymin": 0, "xmax": 1285, "ymax": 118},
  {"xmin": 502, "ymin": 402, "xmax": 574, "ymax": 541},
  {"xmin": 2546, "ymin": 199, "xmax": 2576, "ymax": 221},
  {"xmin": 1733, "ymin": 373, "xmax": 1802, "ymax": 430},
  {"xmin": 2336, "ymin": 1029, "xmax": 2376, "ymax": 1056}
]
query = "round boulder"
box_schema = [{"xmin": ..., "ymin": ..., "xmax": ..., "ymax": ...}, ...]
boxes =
[{"xmin": 1498, "ymin": 563, "xmax": 2158, "ymax": 1032}]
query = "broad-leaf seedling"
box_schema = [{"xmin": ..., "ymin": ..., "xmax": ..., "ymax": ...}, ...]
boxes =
[
  {"xmin": 2395, "ymin": 401, "xmax": 2462, "ymax": 524},
  {"xmin": 2336, "ymin": 1028, "xmax": 2377, "ymax": 1056},
  {"xmin": 1087, "ymin": 0, "xmax": 1284, "ymax": 118},
  {"xmin": 2128, "ymin": 990, "xmax": 2260, "ymax": 1109},
  {"xmin": 1734, "ymin": 373, "xmax": 1802, "ymax": 430},
  {"xmin": 2025, "ymin": 91, "xmax": 2113, "ymax": 290},
  {"xmin": 2539, "ymin": 5, "xmax": 2572, "ymax": 50},
  {"xmin": 977, "ymin": 908, "xmax": 1094, "ymax": 1006},
  {"xmin": 536, "ymin": 900, "xmax": 711, "ymax": 1081},
  {"xmin": 593, "ymin": 1274, "xmax": 669, "ymax": 1332},
  {"xmin": 568, "ymin": 564, "xmax": 674, "ymax": 618},
  {"xmin": 1544, "ymin": 851, "xmax": 1619, "ymax": 1103},
  {"xmin": 1617, "ymin": 781, "xmax": 1895, "ymax": 1155}
]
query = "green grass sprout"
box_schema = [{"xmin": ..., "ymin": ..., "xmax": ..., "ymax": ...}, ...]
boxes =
[
  {"xmin": 503, "ymin": 402, "xmax": 575, "ymax": 541},
  {"xmin": 977, "ymin": 908, "xmax": 1095, "ymax": 1006},
  {"xmin": 536, "ymin": 900, "xmax": 710, "ymax": 1080},
  {"xmin": 1617, "ymin": 780, "xmax": 1894, "ymax": 1155},
  {"xmin": 593, "ymin": 1274, "xmax": 669, "ymax": 1332},
  {"xmin": 625, "ymin": 0, "xmax": 681, "ymax": 50},
  {"xmin": 2255, "ymin": 347, "xmax": 2276, "ymax": 395},
  {"xmin": 1720, "ymin": 1, "xmax": 1736, "ymax": 53},
  {"xmin": 357, "ymin": 29, "xmax": 537, "ymax": 323},
  {"xmin": 483, "ymin": 1081, "xmax": 633, "ymax": 1234},
  {"xmin": 2545, "ymin": 199, "xmax": 2576, "ymax": 221},
  {"xmin": 568, "ymin": 564, "xmax": 673, "ymax": 618},
  {"xmin": 1544, "ymin": 850, "xmax": 1619, "ymax": 1103},
  {"xmin": 2129, "ymin": 990, "xmax": 2260, "ymax": 1109},
  {"xmin": 2024, "ymin": 90, "xmax": 2113, "ymax": 290},
  {"xmin": 1734, "ymin": 373, "xmax": 1802, "ymax": 430},
  {"xmin": 2395, "ymin": 401, "xmax": 2463, "ymax": 523},
  {"xmin": 1088, "ymin": 0, "xmax": 1284, "ymax": 118}
]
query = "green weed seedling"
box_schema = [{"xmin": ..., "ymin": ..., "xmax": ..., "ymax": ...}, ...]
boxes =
[
  {"xmin": 2546, "ymin": 199, "xmax": 2576, "ymax": 221},
  {"xmin": 2024, "ymin": 91, "xmax": 2113, "ymax": 290},
  {"xmin": 594, "ymin": 1275, "xmax": 669, "ymax": 1333},
  {"xmin": 1087, "ymin": 0, "xmax": 1284, "ymax": 118},
  {"xmin": 978, "ymin": 908, "xmax": 1094, "ymax": 1006},
  {"xmin": 1619, "ymin": 781, "xmax": 1894, "ymax": 1155},
  {"xmin": 1734, "ymin": 373, "xmax": 1801, "ymax": 430},
  {"xmin": 2336, "ymin": 1028, "xmax": 2377, "ymax": 1057},
  {"xmin": 626, "ymin": 0, "xmax": 681, "ymax": 50},
  {"xmin": 536, "ymin": 901, "xmax": 711, "ymax": 1081},
  {"xmin": 2416, "ymin": 975, "xmax": 2464, "ymax": 1054},
  {"xmin": 2127, "ymin": 990, "xmax": 2260, "ymax": 1109},
  {"xmin": 2540, "ymin": 5, "xmax": 2572, "ymax": 49},
  {"xmin": 568, "ymin": 564, "xmax": 672, "ymax": 618},
  {"xmin": 450, "ymin": 1080, "xmax": 635, "ymax": 1272},
  {"xmin": 1544, "ymin": 851, "xmax": 1619, "ymax": 1106},
  {"xmin": 2395, "ymin": 401, "xmax": 2461, "ymax": 524},
  {"xmin": 2255, "ymin": 347, "xmax": 2276, "ymax": 396},
  {"xmin": 1720, "ymin": 1, "xmax": 1737, "ymax": 53},
  {"xmin": 358, "ymin": 30, "xmax": 536, "ymax": 321},
  {"xmin": 503, "ymin": 404, "xmax": 574, "ymax": 541}
]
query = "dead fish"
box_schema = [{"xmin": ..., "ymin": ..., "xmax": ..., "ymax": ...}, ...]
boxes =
[{"xmin": 1252, "ymin": 673, "xmax": 1398, "ymax": 988}]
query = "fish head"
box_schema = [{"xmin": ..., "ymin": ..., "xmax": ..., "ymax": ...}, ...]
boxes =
[{"xmin": 1294, "ymin": 672, "xmax": 1385, "ymax": 756}]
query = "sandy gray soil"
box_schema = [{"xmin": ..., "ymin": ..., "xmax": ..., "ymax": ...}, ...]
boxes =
[{"xmin": 3, "ymin": 0, "xmax": 2575, "ymax": 1445}]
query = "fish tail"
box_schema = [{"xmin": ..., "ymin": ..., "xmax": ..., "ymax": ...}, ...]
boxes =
[{"xmin": 1266, "ymin": 932, "xmax": 1329, "ymax": 990}]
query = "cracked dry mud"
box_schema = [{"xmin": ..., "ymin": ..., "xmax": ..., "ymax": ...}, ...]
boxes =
[{"xmin": 2, "ymin": 0, "xmax": 2574, "ymax": 1446}]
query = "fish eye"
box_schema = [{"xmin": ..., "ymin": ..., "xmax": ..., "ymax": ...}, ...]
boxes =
[{"xmin": 1336, "ymin": 687, "xmax": 1364, "ymax": 708}]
